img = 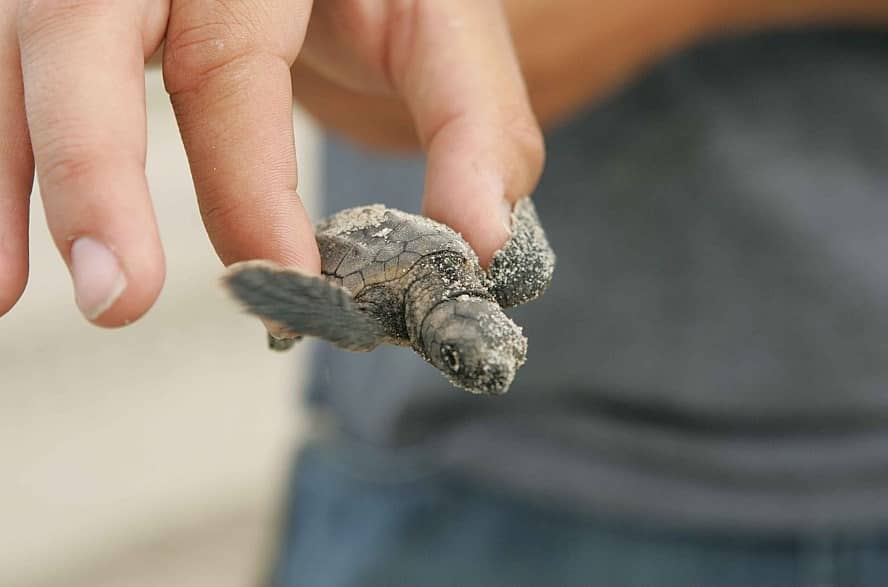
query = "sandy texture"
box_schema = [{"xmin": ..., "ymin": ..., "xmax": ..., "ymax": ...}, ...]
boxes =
[{"xmin": 487, "ymin": 198, "xmax": 556, "ymax": 308}]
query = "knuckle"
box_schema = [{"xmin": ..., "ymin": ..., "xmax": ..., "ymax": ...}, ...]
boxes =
[
  {"xmin": 18, "ymin": 0, "xmax": 112, "ymax": 39},
  {"xmin": 42, "ymin": 156, "xmax": 97, "ymax": 187},
  {"xmin": 163, "ymin": 0, "xmax": 309, "ymax": 96},
  {"xmin": 162, "ymin": 20, "xmax": 255, "ymax": 95},
  {"xmin": 38, "ymin": 141, "xmax": 103, "ymax": 187},
  {"xmin": 199, "ymin": 195, "xmax": 247, "ymax": 232}
]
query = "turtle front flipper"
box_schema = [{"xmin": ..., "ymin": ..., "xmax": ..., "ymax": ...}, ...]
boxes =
[
  {"xmin": 224, "ymin": 261, "xmax": 386, "ymax": 352},
  {"xmin": 487, "ymin": 198, "xmax": 556, "ymax": 308}
]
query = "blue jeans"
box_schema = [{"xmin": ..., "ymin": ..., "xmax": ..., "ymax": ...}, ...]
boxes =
[{"xmin": 271, "ymin": 441, "xmax": 888, "ymax": 587}]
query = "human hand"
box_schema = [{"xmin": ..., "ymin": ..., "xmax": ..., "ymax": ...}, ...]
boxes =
[
  {"xmin": 0, "ymin": 0, "xmax": 543, "ymax": 326},
  {"xmin": 289, "ymin": 0, "xmax": 708, "ymax": 154},
  {"xmin": 290, "ymin": 0, "xmax": 888, "ymax": 172}
]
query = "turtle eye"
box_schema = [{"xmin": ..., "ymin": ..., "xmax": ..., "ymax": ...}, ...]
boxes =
[{"xmin": 440, "ymin": 344, "xmax": 461, "ymax": 373}]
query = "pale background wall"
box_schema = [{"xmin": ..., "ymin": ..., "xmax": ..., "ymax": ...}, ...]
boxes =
[{"xmin": 1, "ymin": 69, "xmax": 320, "ymax": 586}]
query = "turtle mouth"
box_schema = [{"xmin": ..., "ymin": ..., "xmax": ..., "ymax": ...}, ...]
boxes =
[{"xmin": 474, "ymin": 363, "xmax": 515, "ymax": 396}]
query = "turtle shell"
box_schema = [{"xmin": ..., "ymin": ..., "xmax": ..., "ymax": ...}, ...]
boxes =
[{"xmin": 316, "ymin": 205, "xmax": 477, "ymax": 297}]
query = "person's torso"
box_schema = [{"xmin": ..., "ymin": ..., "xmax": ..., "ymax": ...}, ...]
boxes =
[{"xmin": 308, "ymin": 29, "xmax": 888, "ymax": 530}]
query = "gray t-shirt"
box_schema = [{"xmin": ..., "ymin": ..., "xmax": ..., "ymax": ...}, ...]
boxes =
[{"xmin": 307, "ymin": 30, "xmax": 888, "ymax": 531}]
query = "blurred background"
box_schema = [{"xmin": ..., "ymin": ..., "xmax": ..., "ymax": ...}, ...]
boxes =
[{"xmin": 1, "ymin": 69, "xmax": 319, "ymax": 586}]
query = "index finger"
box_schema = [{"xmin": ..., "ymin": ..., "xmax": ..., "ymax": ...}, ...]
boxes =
[
  {"xmin": 387, "ymin": 0, "xmax": 545, "ymax": 266},
  {"xmin": 163, "ymin": 0, "xmax": 319, "ymax": 273}
]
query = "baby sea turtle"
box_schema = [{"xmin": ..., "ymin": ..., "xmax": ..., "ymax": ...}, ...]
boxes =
[{"xmin": 223, "ymin": 198, "xmax": 555, "ymax": 395}]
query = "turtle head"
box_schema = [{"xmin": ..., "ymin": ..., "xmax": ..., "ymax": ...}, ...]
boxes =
[{"xmin": 420, "ymin": 297, "xmax": 527, "ymax": 395}]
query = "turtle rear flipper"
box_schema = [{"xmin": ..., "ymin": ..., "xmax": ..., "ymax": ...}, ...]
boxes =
[
  {"xmin": 488, "ymin": 198, "xmax": 556, "ymax": 308},
  {"xmin": 267, "ymin": 332, "xmax": 301, "ymax": 351},
  {"xmin": 224, "ymin": 261, "xmax": 386, "ymax": 352}
]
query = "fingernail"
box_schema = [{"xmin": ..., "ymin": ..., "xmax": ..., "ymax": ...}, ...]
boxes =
[
  {"xmin": 70, "ymin": 237, "xmax": 127, "ymax": 320},
  {"xmin": 499, "ymin": 200, "xmax": 514, "ymax": 235}
]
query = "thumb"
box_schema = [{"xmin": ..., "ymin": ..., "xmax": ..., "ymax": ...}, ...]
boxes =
[{"xmin": 385, "ymin": 0, "xmax": 545, "ymax": 266}]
